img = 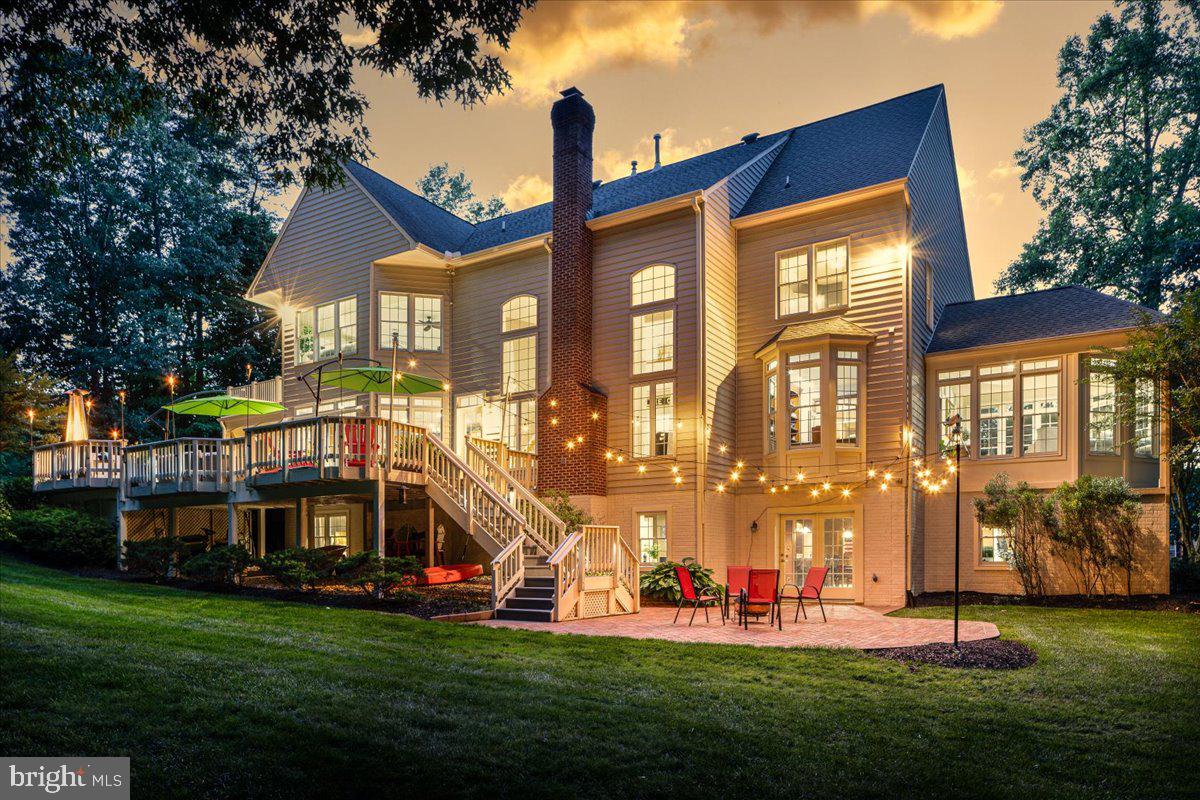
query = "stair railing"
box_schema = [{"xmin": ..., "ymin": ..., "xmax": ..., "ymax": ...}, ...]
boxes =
[
  {"xmin": 424, "ymin": 433, "xmax": 527, "ymax": 553},
  {"xmin": 547, "ymin": 530, "xmax": 584, "ymax": 621},
  {"xmin": 465, "ymin": 441, "xmax": 564, "ymax": 555},
  {"xmin": 490, "ymin": 533, "xmax": 526, "ymax": 609}
]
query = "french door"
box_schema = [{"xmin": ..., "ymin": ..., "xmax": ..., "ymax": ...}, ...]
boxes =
[{"xmin": 780, "ymin": 513, "xmax": 856, "ymax": 600}]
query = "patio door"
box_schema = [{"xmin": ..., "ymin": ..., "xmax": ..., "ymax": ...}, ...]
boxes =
[{"xmin": 779, "ymin": 513, "xmax": 856, "ymax": 600}]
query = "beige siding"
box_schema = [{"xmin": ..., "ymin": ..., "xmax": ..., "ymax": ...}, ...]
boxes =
[{"xmin": 371, "ymin": 263, "xmax": 453, "ymax": 421}]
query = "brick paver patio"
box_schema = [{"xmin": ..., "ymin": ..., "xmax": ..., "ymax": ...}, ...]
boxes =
[{"xmin": 477, "ymin": 604, "xmax": 999, "ymax": 650}]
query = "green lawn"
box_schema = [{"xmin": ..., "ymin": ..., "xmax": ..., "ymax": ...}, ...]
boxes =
[{"xmin": 2, "ymin": 556, "xmax": 1197, "ymax": 800}]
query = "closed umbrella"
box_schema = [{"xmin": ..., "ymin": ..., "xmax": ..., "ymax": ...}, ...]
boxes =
[{"xmin": 64, "ymin": 390, "xmax": 89, "ymax": 442}]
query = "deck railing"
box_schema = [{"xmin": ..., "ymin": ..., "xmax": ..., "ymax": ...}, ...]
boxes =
[
  {"xmin": 426, "ymin": 433, "xmax": 526, "ymax": 554},
  {"xmin": 226, "ymin": 376, "xmax": 283, "ymax": 403},
  {"xmin": 32, "ymin": 440, "xmax": 124, "ymax": 490},
  {"xmin": 244, "ymin": 416, "xmax": 427, "ymax": 481},
  {"xmin": 548, "ymin": 524, "xmax": 639, "ymax": 620},
  {"xmin": 465, "ymin": 441, "xmax": 564, "ymax": 554},
  {"xmin": 490, "ymin": 533, "xmax": 526, "ymax": 609},
  {"xmin": 466, "ymin": 437, "xmax": 537, "ymax": 490},
  {"xmin": 123, "ymin": 438, "xmax": 242, "ymax": 495}
]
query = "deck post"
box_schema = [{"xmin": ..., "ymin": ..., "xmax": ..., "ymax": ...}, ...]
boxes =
[
  {"xmin": 226, "ymin": 501, "xmax": 237, "ymax": 547},
  {"xmin": 167, "ymin": 507, "xmax": 178, "ymax": 577},
  {"xmin": 294, "ymin": 498, "xmax": 305, "ymax": 548},
  {"xmin": 372, "ymin": 479, "xmax": 385, "ymax": 556},
  {"xmin": 426, "ymin": 497, "xmax": 436, "ymax": 567},
  {"xmin": 116, "ymin": 506, "xmax": 127, "ymax": 570},
  {"xmin": 257, "ymin": 508, "xmax": 266, "ymax": 557}
]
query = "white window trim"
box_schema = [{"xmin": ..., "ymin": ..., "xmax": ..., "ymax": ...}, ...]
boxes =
[
  {"xmin": 634, "ymin": 508, "xmax": 670, "ymax": 566},
  {"xmin": 377, "ymin": 292, "xmax": 446, "ymax": 353},
  {"xmin": 501, "ymin": 293, "xmax": 539, "ymax": 333},
  {"xmin": 630, "ymin": 264, "xmax": 677, "ymax": 308},
  {"xmin": 631, "ymin": 381, "xmax": 675, "ymax": 459},
  {"xmin": 977, "ymin": 521, "xmax": 1015, "ymax": 571},
  {"xmin": 631, "ymin": 308, "xmax": 676, "ymax": 377},
  {"xmin": 295, "ymin": 295, "xmax": 358, "ymax": 364},
  {"xmin": 774, "ymin": 237, "xmax": 851, "ymax": 320}
]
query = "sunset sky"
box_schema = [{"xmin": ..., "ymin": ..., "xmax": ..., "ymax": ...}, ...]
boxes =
[{"xmin": 323, "ymin": 0, "xmax": 1113, "ymax": 299}]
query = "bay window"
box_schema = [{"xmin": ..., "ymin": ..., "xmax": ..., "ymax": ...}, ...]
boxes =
[
  {"xmin": 937, "ymin": 369, "xmax": 971, "ymax": 451},
  {"xmin": 787, "ymin": 352, "xmax": 821, "ymax": 446},
  {"xmin": 1088, "ymin": 359, "xmax": 1117, "ymax": 454},
  {"xmin": 765, "ymin": 359, "xmax": 778, "ymax": 453},
  {"xmin": 1134, "ymin": 379, "xmax": 1158, "ymax": 457},
  {"xmin": 835, "ymin": 350, "xmax": 860, "ymax": 445},
  {"xmin": 978, "ymin": 367, "xmax": 1015, "ymax": 457},
  {"xmin": 632, "ymin": 382, "xmax": 674, "ymax": 458},
  {"xmin": 1020, "ymin": 359, "xmax": 1059, "ymax": 454}
]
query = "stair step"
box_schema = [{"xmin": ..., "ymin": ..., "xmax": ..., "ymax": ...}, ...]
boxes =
[
  {"xmin": 513, "ymin": 586, "xmax": 555, "ymax": 599},
  {"xmin": 504, "ymin": 597, "xmax": 554, "ymax": 611},
  {"xmin": 494, "ymin": 608, "xmax": 554, "ymax": 623},
  {"xmin": 524, "ymin": 576, "xmax": 554, "ymax": 588}
]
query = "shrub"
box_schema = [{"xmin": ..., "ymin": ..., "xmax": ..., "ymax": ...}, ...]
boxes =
[
  {"xmin": 640, "ymin": 558, "xmax": 719, "ymax": 603},
  {"xmin": 974, "ymin": 474, "xmax": 1055, "ymax": 596},
  {"xmin": 1051, "ymin": 475, "xmax": 1143, "ymax": 596},
  {"xmin": 255, "ymin": 548, "xmax": 329, "ymax": 592},
  {"xmin": 1170, "ymin": 557, "xmax": 1200, "ymax": 593},
  {"xmin": 334, "ymin": 550, "xmax": 423, "ymax": 599},
  {"xmin": 538, "ymin": 489, "xmax": 592, "ymax": 533},
  {"xmin": 181, "ymin": 544, "xmax": 253, "ymax": 586},
  {"xmin": 0, "ymin": 476, "xmax": 36, "ymax": 513},
  {"xmin": 0, "ymin": 507, "xmax": 114, "ymax": 567},
  {"xmin": 122, "ymin": 537, "xmax": 184, "ymax": 579}
]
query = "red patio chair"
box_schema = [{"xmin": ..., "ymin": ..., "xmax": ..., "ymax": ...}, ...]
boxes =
[
  {"xmin": 724, "ymin": 566, "xmax": 751, "ymax": 621},
  {"xmin": 343, "ymin": 421, "xmax": 377, "ymax": 468},
  {"xmin": 673, "ymin": 565, "xmax": 725, "ymax": 626},
  {"xmin": 782, "ymin": 566, "xmax": 830, "ymax": 623},
  {"xmin": 738, "ymin": 568, "xmax": 782, "ymax": 630}
]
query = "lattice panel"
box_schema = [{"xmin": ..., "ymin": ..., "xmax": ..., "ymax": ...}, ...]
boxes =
[
  {"xmin": 123, "ymin": 507, "xmax": 249, "ymax": 544},
  {"xmin": 125, "ymin": 509, "xmax": 164, "ymax": 542},
  {"xmin": 582, "ymin": 591, "xmax": 609, "ymax": 618}
]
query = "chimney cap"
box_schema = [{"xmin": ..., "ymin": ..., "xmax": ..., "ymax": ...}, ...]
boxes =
[
  {"xmin": 560, "ymin": 86, "xmax": 583, "ymax": 98},
  {"xmin": 741, "ymin": 132, "xmax": 760, "ymax": 144}
]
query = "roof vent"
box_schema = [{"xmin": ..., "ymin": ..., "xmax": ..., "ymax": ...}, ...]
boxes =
[
  {"xmin": 784, "ymin": 175, "xmax": 791, "ymax": 187},
  {"xmin": 653, "ymin": 133, "xmax": 662, "ymax": 170},
  {"xmin": 741, "ymin": 132, "xmax": 760, "ymax": 144},
  {"xmin": 501, "ymin": 219, "xmax": 506, "ymax": 231},
  {"xmin": 630, "ymin": 160, "xmax": 638, "ymax": 176},
  {"xmin": 592, "ymin": 179, "xmax": 602, "ymax": 189}
]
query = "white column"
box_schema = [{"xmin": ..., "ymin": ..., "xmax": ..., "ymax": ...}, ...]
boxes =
[
  {"xmin": 116, "ymin": 507, "xmax": 127, "ymax": 570},
  {"xmin": 227, "ymin": 501, "xmax": 237, "ymax": 546},
  {"xmin": 373, "ymin": 480, "xmax": 386, "ymax": 555}
]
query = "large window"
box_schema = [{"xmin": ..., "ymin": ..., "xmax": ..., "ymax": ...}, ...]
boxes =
[
  {"xmin": 632, "ymin": 310, "xmax": 674, "ymax": 375},
  {"xmin": 338, "ymin": 297, "xmax": 357, "ymax": 355},
  {"xmin": 380, "ymin": 395, "xmax": 444, "ymax": 438},
  {"xmin": 313, "ymin": 511, "xmax": 349, "ymax": 549},
  {"xmin": 316, "ymin": 302, "xmax": 336, "ymax": 359},
  {"xmin": 787, "ymin": 352, "xmax": 821, "ymax": 446},
  {"xmin": 979, "ymin": 367, "xmax": 1015, "ymax": 457},
  {"xmin": 835, "ymin": 351, "xmax": 860, "ymax": 445},
  {"xmin": 1021, "ymin": 361, "xmax": 1059, "ymax": 454},
  {"xmin": 638, "ymin": 512, "xmax": 667, "ymax": 563},
  {"xmin": 980, "ymin": 525, "xmax": 1013, "ymax": 564},
  {"xmin": 295, "ymin": 297, "xmax": 356, "ymax": 364},
  {"xmin": 631, "ymin": 264, "xmax": 675, "ymax": 307},
  {"xmin": 1134, "ymin": 379, "xmax": 1158, "ymax": 457},
  {"xmin": 937, "ymin": 370, "xmax": 972, "ymax": 450},
  {"xmin": 413, "ymin": 296, "xmax": 443, "ymax": 351},
  {"xmin": 378, "ymin": 293, "xmax": 444, "ymax": 352},
  {"xmin": 1088, "ymin": 359, "xmax": 1117, "ymax": 454},
  {"xmin": 632, "ymin": 382, "xmax": 674, "ymax": 458},
  {"xmin": 823, "ymin": 516, "xmax": 854, "ymax": 588},
  {"xmin": 502, "ymin": 295, "xmax": 538, "ymax": 332},
  {"xmin": 379, "ymin": 292, "xmax": 408, "ymax": 349},
  {"xmin": 502, "ymin": 335, "xmax": 537, "ymax": 394},
  {"xmin": 505, "ymin": 397, "xmax": 536, "ymax": 452},
  {"xmin": 775, "ymin": 240, "xmax": 850, "ymax": 318}
]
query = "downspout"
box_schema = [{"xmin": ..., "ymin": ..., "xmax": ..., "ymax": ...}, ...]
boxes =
[
  {"xmin": 692, "ymin": 196, "xmax": 706, "ymax": 566},
  {"xmin": 902, "ymin": 204, "xmax": 913, "ymax": 605}
]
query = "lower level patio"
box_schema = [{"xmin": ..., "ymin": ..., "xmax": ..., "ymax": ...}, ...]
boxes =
[{"xmin": 477, "ymin": 604, "xmax": 1000, "ymax": 650}]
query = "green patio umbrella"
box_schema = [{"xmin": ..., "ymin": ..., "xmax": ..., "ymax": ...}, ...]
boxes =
[
  {"xmin": 318, "ymin": 366, "xmax": 444, "ymax": 395},
  {"xmin": 163, "ymin": 393, "xmax": 286, "ymax": 435}
]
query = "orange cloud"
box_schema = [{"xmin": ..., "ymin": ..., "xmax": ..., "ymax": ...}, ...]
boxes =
[
  {"xmin": 988, "ymin": 160, "xmax": 1023, "ymax": 180},
  {"xmin": 501, "ymin": 174, "xmax": 553, "ymax": 211},
  {"xmin": 596, "ymin": 128, "xmax": 717, "ymax": 181},
  {"xmin": 716, "ymin": 1, "xmax": 1003, "ymax": 39}
]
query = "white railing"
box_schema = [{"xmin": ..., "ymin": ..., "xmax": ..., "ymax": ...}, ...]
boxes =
[
  {"xmin": 245, "ymin": 416, "xmax": 428, "ymax": 481},
  {"xmin": 123, "ymin": 438, "xmax": 241, "ymax": 495},
  {"xmin": 227, "ymin": 376, "xmax": 283, "ymax": 403},
  {"xmin": 491, "ymin": 533, "xmax": 526, "ymax": 609},
  {"xmin": 32, "ymin": 440, "xmax": 124, "ymax": 490},
  {"xmin": 467, "ymin": 437, "xmax": 537, "ymax": 490},
  {"xmin": 465, "ymin": 441, "xmax": 564, "ymax": 554},
  {"xmin": 547, "ymin": 524, "xmax": 639, "ymax": 620},
  {"xmin": 425, "ymin": 432, "xmax": 527, "ymax": 554}
]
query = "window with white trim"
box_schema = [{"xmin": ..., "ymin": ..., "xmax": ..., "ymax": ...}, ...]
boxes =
[
  {"xmin": 777, "ymin": 249, "xmax": 810, "ymax": 316},
  {"xmin": 295, "ymin": 297, "xmax": 356, "ymax": 364},
  {"xmin": 502, "ymin": 335, "xmax": 537, "ymax": 394},
  {"xmin": 632, "ymin": 310, "xmax": 674, "ymax": 375},
  {"xmin": 787, "ymin": 352, "xmax": 821, "ymax": 446},
  {"xmin": 813, "ymin": 241, "xmax": 849, "ymax": 310},
  {"xmin": 776, "ymin": 240, "xmax": 849, "ymax": 317},
  {"xmin": 835, "ymin": 351, "xmax": 860, "ymax": 445},
  {"xmin": 502, "ymin": 295, "xmax": 537, "ymax": 332},
  {"xmin": 295, "ymin": 309, "xmax": 314, "ymax": 364},
  {"xmin": 631, "ymin": 265, "xmax": 675, "ymax": 307},
  {"xmin": 765, "ymin": 359, "xmax": 778, "ymax": 453},
  {"xmin": 1134, "ymin": 379, "xmax": 1158, "ymax": 457},
  {"xmin": 632, "ymin": 381, "xmax": 674, "ymax": 458},
  {"xmin": 312, "ymin": 511, "xmax": 349, "ymax": 549},
  {"xmin": 980, "ymin": 525, "xmax": 1013, "ymax": 564},
  {"xmin": 1088, "ymin": 359, "xmax": 1118, "ymax": 454},
  {"xmin": 505, "ymin": 397, "xmax": 537, "ymax": 453},
  {"xmin": 937, "ymin": 369, "xmax": 972, "ymax": 451},
  {"xmin": 1021, "ymin": 363, "xmax": 1059, "ymax": 455},
  {"xmin": 413, "ymin": 296, "xmax": 443, "ymax": 351},
  {"xmin": 638, "ymin": 512, "xmax": 667, "ymax": 564},
  {"xmin": 317, "ymin": 302, "xmax": 336, "ymax": 359},
  {"xmin": 380, "ymin": 395, "xmax": 444, "ymax": 438},
  {"xmin": 979, "ymin": 366, "xmax": 1015, "ymax": 457},
  {"xmin": 338, "ymin": 297, "xmax": 357, "ymax": 355},
  {"xmin": 379, "ymin": 292, "xmax": 408, "ymax": 350}
]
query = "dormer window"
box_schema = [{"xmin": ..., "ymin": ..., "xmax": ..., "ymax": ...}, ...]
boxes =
[{"xmin": 776, "ymin": 239, "xmax": 850, "ymax": 318}]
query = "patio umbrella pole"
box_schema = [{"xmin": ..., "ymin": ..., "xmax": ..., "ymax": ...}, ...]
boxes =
[
  {"xmin": 389, "ymin": 331, "xmax": 398, "ymax": 470},
  {"xmin": 952, "ymin": 417, "xmax": 962, "ymax": 649}
]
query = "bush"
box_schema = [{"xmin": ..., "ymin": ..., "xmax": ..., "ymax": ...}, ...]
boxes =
[
  {"xmin": 1170, "ymin": 557, "xmax": 1200, "ymax": 594},
  {"xmin": 122, "ymin": 537, "xmax": 184, "ymax": 579},
  {"xmin": 181, "ymin": 544, "xmax": 253, "ymax": 586},
  {"xmin": 334, "ymin": 550, "xmax": 424, "ymax": 599},
  {"xmin": 974, "ymin": 474, "xmax": 1055, "ymax": 596},
  {"xmin": 255, "ymin": 548, "xmax": 329, "ymax": 592},
  {"xmin": 0, "ymin": 476, "xmax": 36, "ymax": 513},
  {"xmin": 1051, "ymin": 475, "xmax": 1142, "ymax": 596},
  {"xmin": 0, "ymin": 507, "xmax": 114, "ymax": 567},
  {"xmin": 538, "ymin": 489, "xmax": 593, "ymax": 533},
  {"xmin": 640, "ymin": 558, "xmax": 720, "ymax": 603}
]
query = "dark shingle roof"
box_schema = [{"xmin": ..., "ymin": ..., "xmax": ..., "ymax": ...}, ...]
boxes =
[
  {"xmin": 755, "ymin": 317, "xmax": 876, "ymax": 356},
  {"xmin": 345, "ymin": 85, "xmax": 946, "ymax": 255},
  {"xmin": 344, "ymin": 160, "xmax": 475, "ymax": 253},
  {"xmin": 927, "ymin": 286, "xmax": 1165, "ymax": 353}
]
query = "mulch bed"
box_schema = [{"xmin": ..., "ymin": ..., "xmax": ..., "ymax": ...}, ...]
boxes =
[
  {"xmin": 867, "ymin": 638, "xmax": 1038, "ymax": 670},
  {"xmin": 911, "ymin": 590, "xmax": 1200, "ymax": 614}
]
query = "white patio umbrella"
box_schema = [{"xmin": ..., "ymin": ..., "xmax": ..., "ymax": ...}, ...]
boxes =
[{"xmin": 64, "ymin": 390, "xmax": 89, "ymax": 442}]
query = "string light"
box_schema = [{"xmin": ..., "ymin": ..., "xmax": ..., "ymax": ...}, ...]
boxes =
[
  {"xmin": 757, "ymin": 474, "xmax": 767, "ymax": 484},
  {"xmin": 841, "ymin": 487, "xmax": 851, "ymax": 498},
  {"xmin": 821, "ymin": 481, "xmax": 832, "ymax": 492},
  {"xmin": 591, "ymin": 411, "xmax": 600, "ymax": 421},
  {"xmin": 867, "ymin": 468, "xmax": 876, "ymax": 478},
  {"xmin": 550, "ymin": 417, "xmax": 559, "ymax": 426},
  {"xmin": 548, "ymin": 399, "xmax": 558, "ymax": 408},
  {"xmin": 637, "ymin": 464, "xmax": 647, "ymax": 474},
  {"xmin": 673, "ymin": 475, "xmax": 683, "ymax": 486},
  {"xmin": 716, "ymin": 483, "xmax": 726, "ymax": 493},
  {"xmin": 718, "ymin": 444, "xmax": 728, "ymax": 454},
  {"xmin": 604, "ymin": 450, "xmax": 614, "ymax": 460}
]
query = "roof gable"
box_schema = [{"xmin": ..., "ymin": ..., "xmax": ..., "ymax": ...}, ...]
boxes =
[
  {"xmin": 343, "ymin": 160, "xmax": 475, "ymax": 253},
  {"xmin": 927, "ymin": 285, "xmax": 1165, "ymax": 353}
]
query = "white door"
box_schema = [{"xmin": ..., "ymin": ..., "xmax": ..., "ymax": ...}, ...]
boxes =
[
  {"xmin": 779, "ymin": 513, "xmax": 856, "ymax": 599},
  {"xmin": 780, "ymin": 516, "xmax": 814, "ymax": 587}
]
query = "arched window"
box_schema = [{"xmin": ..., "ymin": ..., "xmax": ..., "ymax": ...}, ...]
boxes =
[
  {"xmin": 501, "ymin": 295, "xmax": 538, "ymax": 332},
  {"xmin": 631, "ymin": 264, "xmax": 675, "ymax": 307}
]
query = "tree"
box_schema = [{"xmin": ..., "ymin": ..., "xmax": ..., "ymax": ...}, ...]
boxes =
[
  {"xmin": 1, "ymin": 0, "xmax": 535, "ymax": 189},
  {"xmin": 1102, "ymin": 288, "xmax": 1200, "ymax": 562},
  {"xmin": 974, "ymin": 474, "xmax": 1056, "ymax": 596},
  {"xmin": 417, "ymin": 163, "xmax": 507, "ymax": 222},
  {"xmin": 1050, "ymin": 475, "xmax": 1143, "ymax": 596},
  {"xmin": 1000, "ymin": 0, "xmax": 1200, "ymax": 310},
  {"xmin": 0, "ymin": 352, "xmax": 64, "ymax": 477}
]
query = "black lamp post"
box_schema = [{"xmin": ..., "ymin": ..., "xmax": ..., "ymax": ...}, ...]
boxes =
[
  {"xmin": 118, "ymin": 390, "xmax": 126, "ymax": 441},
  {"xmin": 947, "ymin": 412, "xmax": 964, "ymax": 648}
]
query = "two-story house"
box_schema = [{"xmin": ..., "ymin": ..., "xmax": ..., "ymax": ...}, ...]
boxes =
[{"xmin": 33, "ymin": 84, "xmax": 1171, "ymax": 618}]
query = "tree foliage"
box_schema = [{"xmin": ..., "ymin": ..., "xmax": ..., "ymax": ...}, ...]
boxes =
[
  {"xmin": 417, "ymin": 162, "xmax": 507, "ymax": 222},
  {"xmin": 1001, "ymin": 0, "xmax": 1200, "ymax": 310},
  {"xmin": 1, "ymin": 0, "xmax": 535, "ymax": 189},
  {"xmin": 974, "ymin": 474, "xmax": 1056, "ymax": 596},
  {"xmin": 1050, "ymin": 475, "xmax": 1144, "ymax": 596}
]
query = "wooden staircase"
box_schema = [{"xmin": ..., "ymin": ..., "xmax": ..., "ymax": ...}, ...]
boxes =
[{"xmin": 494, "ymin": 552, "xmax": 556, "ymax": 622}]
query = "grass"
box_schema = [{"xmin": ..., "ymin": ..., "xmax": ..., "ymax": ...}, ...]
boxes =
[{"xmin": 2, "ymin": 556, "xmax": 1197, "ymax": 800}]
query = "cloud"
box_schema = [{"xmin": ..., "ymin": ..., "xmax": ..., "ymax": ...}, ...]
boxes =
[
  {"xmin": 498, "ymin": 1, "xmax": 1002, "ymax": 106},
  {"xmin": 956, "ymin": 165, "xmax": 977, "ymax": 196},
  {"xmin": 340, "ymin": 28, "xmax": 377, "ymax": 48},
  {"xmin": 501, "ymin": 174, "xmax": 553, "ymax": 211},
  {"xmin": 986, "ymin": 192, "xmax": 1005, "ymax": 207},
  {"xmin": 596, "ymin": 128, "xmax": 716, "ymax": 181},
  {"xmin": 988, "ymin": 160, "xmax": 1022, "ymax": 180}
]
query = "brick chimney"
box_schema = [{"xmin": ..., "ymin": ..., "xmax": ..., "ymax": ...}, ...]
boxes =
[{"xmin": 538, "ymin": 87, "xmax": 607, "ymax": 497}]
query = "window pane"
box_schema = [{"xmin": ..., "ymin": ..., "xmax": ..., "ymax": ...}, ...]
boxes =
[
  {"xmin": 414, "ymin": 296, "xmax": 442, "ymax": 351},
  {"xmin": 938, "ymin": 382, "xmax": 972, "ymax": 450},
  {"xmin": 654, "ymin": 382, "xmax": 674, "ymax": 457},
  {"xmin": 317, "ymin": 303, "xmax": 336, "ymax": 359},
  {"xmin": 836, "ymin": 363, "xmax": 858, "ymax": 445},
  {"xmin": 638, "ymin": 512, "xmax": 667, "ymax": 563},
  {"xmin": 1022, "ymin": 372, "xmax": 1059, "ymax": 454},
  {"xmin": 777, "ymin": 250, "xmax": 810, "ymax": 316},
  {"xmin": 632, "ymin": 310, "xmax": 674, "ymax": 374},
  {"xmin": 505, "ymin": 398, "xmax": 537, "ymax": 453},
  {"xmin": 502, "ymin": 295, "xmax": 538, "ymax": 332},
  {"xmin": 379, "ymin": 292, "xmax": 408, "ymax": 350},
  {"xmin": 980, "ymin": 526, "xmax": 1013, "ymax": 563},
  {"xmin": 502, "ymin": 335, "xmax": 537, "ymax": 394},
  {"xmin": 632, "ymin": 264, "xmax": 675, "ymax": 306},
  {"xmin": 766, "ymin": 370, "xmax": 777, "ymax": 452},
  {"xmin": 979, "ymin": 378, "xmax": 1014, "ymax": 456},
  {"xmin": 295, "ymin": 309, "xmax": 314, "ymax": 364},
  {"xmin": 313, "ymin": 513, "xmax": 348, "ymax": 549},
  {"xmin": 1089, "ymin": 363, "xmax": 1117, "ymax": 453},
  {"xmin": 979, "ymin": 363, "xmax": 1014, "ymax": 376},
  {"xmin": 338, "ymin": 297, "xmax": 357, "ymax": 355},
  {"xmin": 378, "ymin": 395, "xmax": 409, "ymax": 425},
  {"xmin": 938, "ymin": 369, "xmax": 971, "ymax": 381},
  {"xmin": 1022, "ymin": 358, "xmax": 1059, "ymax": 372},
  {"xmin": 813, "ymin": 241, "xmax": 848, "ymax": 310},
  {"xmin": 823, "ymin": 516, "xmax": 854, "ymax": 588},
  {"xmin": 410, "ymin": 396, "xmax": 443, "ymax": 438},
  {"xmin": 788, "ymin": 365, "xmax": 821, "ymax": 446},
  {"xmin": 632, "ymin": 385, "xmax": 651, "ymax": 458},
  {"xmin": 1134, "ymin": 379, "xmax": 1156, "ymax": 457}
]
